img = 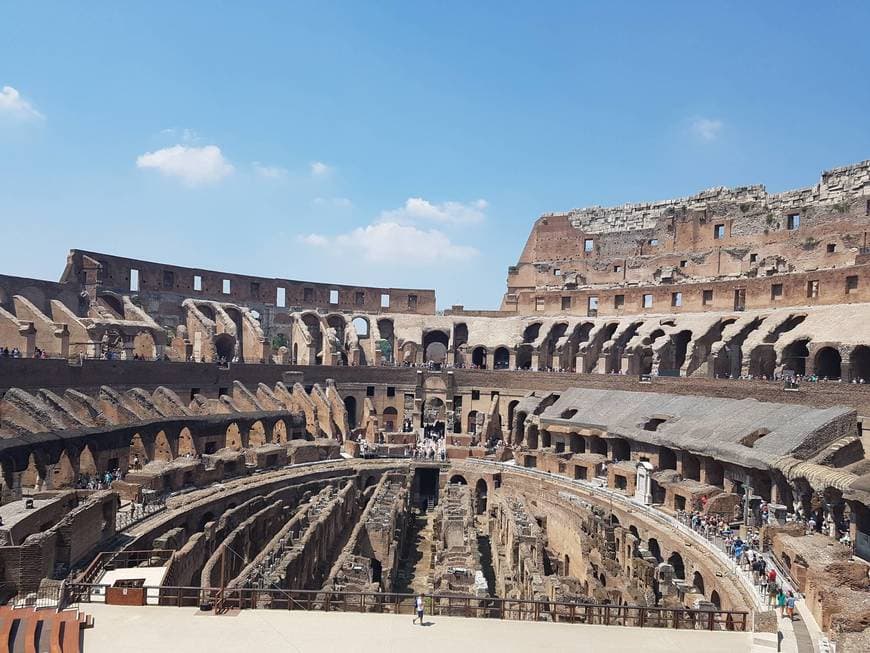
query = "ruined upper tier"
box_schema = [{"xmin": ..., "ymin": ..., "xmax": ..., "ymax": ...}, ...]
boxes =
[{"xmin": 503, "ymin": 159, "xmax": 870, "ymax": 315}]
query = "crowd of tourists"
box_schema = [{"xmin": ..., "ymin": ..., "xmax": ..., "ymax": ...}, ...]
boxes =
[{"xmin": 76, "ymin": 469, "xmax": 123, "ymax": 490}]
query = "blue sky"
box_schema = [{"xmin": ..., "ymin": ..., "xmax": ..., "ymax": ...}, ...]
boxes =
[{"xmin": 2, "ymin": 2, "xmax": 869, "ymax": 309}]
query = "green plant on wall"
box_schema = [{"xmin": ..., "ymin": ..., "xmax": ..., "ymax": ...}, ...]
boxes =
[
  {"xmin": 376, "ymin": 338, "xmax": 393, "ymax": 361},
  {"xmin": 271, "ymin": 333, "xmax": 288, "ymax": 349}
]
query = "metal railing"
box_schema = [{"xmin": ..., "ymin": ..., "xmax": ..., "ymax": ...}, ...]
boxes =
[{"xmin": 62, "ymin": 583, "xmax": 748, "ymax": 631}]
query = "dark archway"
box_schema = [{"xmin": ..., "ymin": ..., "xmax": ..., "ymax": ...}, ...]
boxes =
[
  {"xmin": 648, "ymin": 538, "xmax": 662, "ymax": 563},
  {"xmin": 782, "ymin": 339, "xmax": 810, "ymax": 376},
  {"xmin": 423, "ymin": 330, "xmax": 450, "ymax": 365},
  {"xmin": 475, "ymin": 479, "xmax": 488, "ymax": 514},
  {"xmin": 467, "ymin": 410, "xmax": 479, "ymax": 434},
  {"xmin": 493, "ymin": 346, "xmax": 510, "ymax": 369},
  {"xmin": 516, "ymin": 345, "xmax": 533, "ymax": 370},
  {"xmin": 850, "ymin": 345, "xmax": 870, "ymax": 382},
  {"xmin": 344, "ymin": 396, "xmax": 358, "ymax": 429},
  {"xmin": 692, "ymin": 571, "xmax": 705, "ymax": 596},
  {"xmin": 667, "ymin": 552, "xmax": 685, "ymax": 580},
  {"xmin": 382, "ymin": 406, "xmax": 398, "ymax": 432},
  {"xmin": 815, "ymin": 347, "xmax": 841, "ymax": 379},
  {"xmin": 449, "ymin": 474, "xmax": 468, "ymax": 485},
  {"xmin": 507, "ymin": 400, "xmax": 519, "ymax": 431},
  {"xmin": 471, "ymin": 346, "xmax": 487, "ymax": 368},
  {"xmin": 214, "ymin": 333, "xmax": 236, "ymax": 361},
  {"xmin": 710, "ymin": 590, "xmax": 721, "ymax": 609}
]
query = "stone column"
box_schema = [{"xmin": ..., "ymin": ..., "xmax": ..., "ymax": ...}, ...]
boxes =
[{"xmin": 486, "ymin": 351, "xmax": 495, "ymax": 370}]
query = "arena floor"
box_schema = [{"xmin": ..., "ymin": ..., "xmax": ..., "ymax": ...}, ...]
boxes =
[{"xmin": 79, "ymin": 604, "xmax": 761, "ymax": 652}]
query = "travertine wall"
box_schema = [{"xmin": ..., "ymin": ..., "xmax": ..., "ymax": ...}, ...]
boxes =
[{"xmin": 504, "ymin": 159, "xmax": 870, "ymax": 315}]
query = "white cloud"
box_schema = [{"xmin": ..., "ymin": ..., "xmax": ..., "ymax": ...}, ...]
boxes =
[
  {"xmin": 0, "ymin": 85, "xmax": 44, "ymax": 120},
  {"xmin": 160, "ymin": 128, "xmax": 200, "ymax": 143},
  {"xmin": 299, "ymin": 233, "xmax": 330, "ymax": 247},
  {"xmin": 253, "ymin": 162, "xmax": 289, "ymax": 179},
  {"xmin": 300, "ymin": 221, "xmax": 478, "ymax": 264},
  {"xmin": 310, "ymin": 161, "xmax": 332, "ymax": 177},
  {"xmin": 378, "ymin": 197, "xmax": 488, "ymax": 226},
  {"xmin": 689, "ymin": 117, "xmax": 724, "ymax": 143},
  {"xmin": 312, "ymin": 196, "xmax": 353, "ymax": 209},
  {"xmin": 136, "ymin": 144, "xmax": 234, "ymax": 186}
]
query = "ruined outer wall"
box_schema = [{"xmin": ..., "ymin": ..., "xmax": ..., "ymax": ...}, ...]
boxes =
[
  {"xmin": 64, "ymin": 249, "xmax": 436, "ymax": 316},
  {"xmin": 0, "ymin": 274, "xmax": 81, "ymax": 317},
  {"xmin": 504, "ymin": 160, "xmax": 870, "ymax": 314}
]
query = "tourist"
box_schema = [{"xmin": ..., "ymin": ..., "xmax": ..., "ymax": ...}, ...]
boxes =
[
  {"xmin": 767, "ymin": 580, "xmax": 778, "ymax": 607},
  {"xmin": 413, "ymin": 593, "xmax": 425, "ymax": 625},
  {"xmin": 785, "ymin": 591, "xmax": 796, "ymax": 621},
  {"xmin": 777, "ymin": 587, "xmax": 787, "ymax": 617}
]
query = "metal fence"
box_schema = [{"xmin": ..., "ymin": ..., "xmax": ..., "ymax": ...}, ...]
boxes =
[{"xmin": 62, "ymin": 583, "xmax": 748, "ymax": 631}]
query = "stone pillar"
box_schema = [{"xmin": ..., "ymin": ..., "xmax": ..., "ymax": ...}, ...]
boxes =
[
  {"xmin": 19, "ymin": 323, "xmax": 37, "ymax": 358},
  {"xmin": 508, "ymin": 350, "xmax": 516, "ymax": 370},
  {"xmin": 531, "ymin": 352, "xmax": 540, "ymax": 371},
  {"xmin": 486, "ymin": 351, "xmax": 495, "ymax": 370},
  {"xmin": 596, "ymin": 354, "xmax": 608, "ymax": 374},
  {"xmin": 55, "ymin": 324, "xmax": 70, "ymax": 359}
]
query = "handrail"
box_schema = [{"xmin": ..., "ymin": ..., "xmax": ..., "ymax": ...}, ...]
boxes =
[{"xmin": 62, "ymin": 582, "xmax": 748, "ymax": 631}]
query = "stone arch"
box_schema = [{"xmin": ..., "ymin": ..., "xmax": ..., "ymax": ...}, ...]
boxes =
[
  {"xmin": 475, "ymin": 478, "xmax": 488, "ymax": 514},
  {"xmin": 344, "ymin": 396, "xmax": 358, "ymax": 430},
  {"xmin": 516, "ymin": 344, "xmax": 533, "ymax": 370},
  {"xmin": 376, "ymin": 318, "xmax": 395, "ymax": 364},
  {"xmin": 611, "ymin": 438, "xmax": 630, "ymax": 461},
  {"xmin": 382, "ymin": 406, "xmax": 398, "ymax": 432},
  {"xmin": 647, "ymin": 538, "xmax": 662, "ymax": 563},
  {"xmin": 814, "ymin": 346, "xmax": 841, "ymax": 379},
  {"xmin": 214, "ymin": 333, "xmax": 236, "ymax": 361},
  {"xmin": 352, "ymin": 316, "xmax": 370, "ymax": 338},
  {"xmin": 178, "ymin": 427, "xmax": 197, "ymax": 456},
  {"xmin": 154, "ymin": 430, "xmax": 174, "ymax": 461},
  {"xmin": 513, "ymin": 411, "xmax": 528, "ymax": 445},
  {"xmin": 272, "ymin": 419, "xmax": 288, "ymax": 444},
  {"xmin": 301, "ymin": 312, "xmax": 324, "ymax": 365},
  {"xmin": 522, "ymin": 322, "xmax": 542, "ymax": 343},
  {"xmin": 782, "ymin": 339, "xmax": 810, "ymax": 376},
  {"xmin": 541, "ymin": 429, "xmax": 552, "ymax": 448},
  {"xmin": 659, "ymin": 446, "xmax": 677, "ymax": 470},
  {"xmin": 422, "ymin": 330, "xmax": 450, "ymax": 365},
  {"xmin": 526, "ymin": 424, "xmax": 539, "ymax": 449},
  {"xmin": 507, "ymin": 400, "xmax": 519, "ymax": 430},
  {"xmin": 692, "ymin": 571, "xmax": 705, "ymax": 596},
  {"xmin": 471, "ymin": 346, "xmax": 487, "ymax": 368},
  {"xmin": 133, "ymin": 330, "xmax": 157, "ymax": 360},
  {"xmin": 850, "ymin": 345, "xmax": 870, "ymax": 382},
  {"xmin": 493, "ymin": 346, "xmax": 510, "ymax": 369},
  {"xmin": 226, "ymin": 423, "xmax": 242, "ymax": 450},
  {"xmin": 449, "ymin": 474, "xmax": 468, "ymax": 485},
  {"xmin": 53, "ymin": 449, "xmax": 78, "ymax": 489},
  {"xmin": 22, "ymin": 452, "xmax": 47, "ymax": 490},
  {"xmin": 667, "ymin": 552, "xmax": 685, "ymax": 580},
  {"xmin": 248, "ymin": 420, "xmax": 267, "ymax": 447},
  {"xmin": 401, "ymin": 341, "xmax": 419, "ymax": 365},
  {"xmin": 129, "ymin": 432, "xmax": 150, "ymax": 468},
  {"xmin": 749, "ymin": 346, "xmax": 776, "ymax": 378},
  {"xmin": 80, "ymin": 444, "xmax": 98, "ymax": 476},
  {"xmin": 710, "ymin": 590, "xmax": 721, "ymax": 609},
  {"xmin": 467, "ymin": 410, "xmax": 479, "ymax": 434},
  {"xmin": 682, "ymin": 454, "xmax": 701, "ymax": 481}
]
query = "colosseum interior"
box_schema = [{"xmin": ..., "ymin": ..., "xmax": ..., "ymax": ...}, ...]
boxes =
[{"xmin": 1, "ymin": 160, "xmax": 870, "ymax": 652}]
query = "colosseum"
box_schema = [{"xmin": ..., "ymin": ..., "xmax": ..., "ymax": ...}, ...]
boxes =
[{"xmin": 1, "ymin": 160, "xmax": 869, "ymax": 652}]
